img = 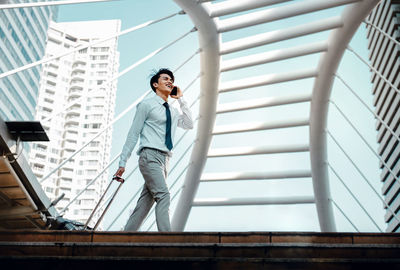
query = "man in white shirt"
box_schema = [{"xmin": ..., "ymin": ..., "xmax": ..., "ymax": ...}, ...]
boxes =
[{"xmin": 115, "ymin": 68, "xmax": 193, "ymax": 231}]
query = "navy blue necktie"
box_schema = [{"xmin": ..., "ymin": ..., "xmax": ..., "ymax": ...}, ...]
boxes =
[{"xmin": 163, "ymin": 102, "xmax": 173, "ymax": 150}]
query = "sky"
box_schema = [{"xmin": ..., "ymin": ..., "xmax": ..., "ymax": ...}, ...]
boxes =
[{"xmin": 56, "ymin": 0, "xmax": 387, "ymax": 232}]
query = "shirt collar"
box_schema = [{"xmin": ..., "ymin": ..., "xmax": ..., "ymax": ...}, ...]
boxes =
[{"xmin": 153, "ymin": 94, "xmax": 168, "ymax": 105}]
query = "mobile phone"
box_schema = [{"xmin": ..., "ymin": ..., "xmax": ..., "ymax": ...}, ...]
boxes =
[{"xmin": 170, "ymin": 86, "xmax": 177, "ymax": 96}]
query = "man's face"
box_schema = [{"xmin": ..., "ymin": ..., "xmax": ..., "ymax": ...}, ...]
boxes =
[{"xmin": 154, "ymin": 73, "xmax": 174, "ymax": 93}]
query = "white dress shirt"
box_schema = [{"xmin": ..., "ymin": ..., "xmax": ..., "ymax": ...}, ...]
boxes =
[{"xmin": 119, "ymin": 94, "xmax": 193, "ymax": 168}]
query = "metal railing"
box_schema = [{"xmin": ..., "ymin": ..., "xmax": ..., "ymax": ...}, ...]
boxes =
[{"xmin": 39, "ymin": 28, "xmax": 197, "ymax": 184}]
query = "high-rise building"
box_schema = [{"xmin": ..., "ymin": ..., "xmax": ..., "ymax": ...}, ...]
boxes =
[
  {"xmin": 366, "ymin": 0, "xmax": 400, "ymax": 232},
  {"xmin": 0, "ymin": 0, "xmax": 57, "ymax": 121},
  {"xmin": 29, "ymin": 20, "xmax": 121, "ymax": 226}
]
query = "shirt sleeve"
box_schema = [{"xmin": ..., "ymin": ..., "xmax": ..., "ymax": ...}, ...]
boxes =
[
  {"xmin": 119, "ymin": 102, "xmax": 147, "ymax": 168},
  {"xmin": 177, "ymin": 97, "xmax": 194, "ymax": 130}
]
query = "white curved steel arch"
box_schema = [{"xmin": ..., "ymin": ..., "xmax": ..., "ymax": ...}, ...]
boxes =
[
  {"xmin": 172, "ymin": 0, "xmax": 381, "ymax": 232},
  {"xmin": 310, "ymin": 0, "xmax": 381, "ymax": 232},
  {"xmin": 171, "ymin": 0, "xmax": 220, "ymax": 231}
]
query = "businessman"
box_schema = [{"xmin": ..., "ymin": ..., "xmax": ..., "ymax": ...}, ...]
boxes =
[{"xmin": 115, "ymin": 68, "xmax": 193, "ymax": 231}]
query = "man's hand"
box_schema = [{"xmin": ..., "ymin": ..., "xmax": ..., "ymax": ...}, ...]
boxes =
[
  {"xmin": 170, "ymin": 86, "xmax": 183, "ymax": 99},
  {"xmin": 115, "ymin": 167, "xmax": 125, "ymax": 178}
]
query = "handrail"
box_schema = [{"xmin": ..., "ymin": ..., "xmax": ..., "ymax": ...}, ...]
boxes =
[
  {"xmin": 57, "ymin": 49, "xmax": 200, "ymax": 216},
  {"xmin": 327, "ymin": 130, "xmax": 400, "ymax": 224},
  {"xmin": 59, "ymin": 152, "xmax": 121, "ymax": 215},
  {"xmin": 39, "ymin": 29, "xmax": 196, "ymax": 184},
  {"xmin": 0, "ymin": 0, "xmax": 116, "ymax": 9},
  {"xmin": 346, "ymin": 46, "xmax": 400, "ymax": 96},
  {"xmin": 42, "ymin": 27, "xmax": 196, "ymax": 124},
  {"xmin": 173, "ymin": 49, "xmax": 202, "ymax": 74},
  {"xmin": 335, "ymin": 74, "xmax": 400, "ymax": 142},
  {"xmin": 329, "ymin": 100, "xmax": 400, "ymax": 187},
  {"xmin": 40, "ymin": 89, "xmax": 150, "ymax": 184},
  {"xmin": 363, "ymin": 20, "xmax": 400, "ymax": 47},
  {"xmin": 329, "ymin": 198, "xmax": 360, "ymax": 232},
  {"xmin": 328, "ymin": 163, "xmax": 382, "ymax": 232},
  {"xmin": 0, "ymin": 11, "xmax": 183, "ymax": 80}
]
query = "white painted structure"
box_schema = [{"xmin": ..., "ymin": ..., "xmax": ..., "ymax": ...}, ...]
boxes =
[
  {"xmin": 1, "ymin": 0, "xmax": 393, "ymax": 232},
  {"xmin": 171, "ymin": 0, "xmax": 381, "ymax": 232}
]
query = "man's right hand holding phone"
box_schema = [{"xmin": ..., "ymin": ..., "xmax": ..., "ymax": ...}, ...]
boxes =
[{"xmin": 170, "ymin": 86, "xmax": 182, "ymax": 99}]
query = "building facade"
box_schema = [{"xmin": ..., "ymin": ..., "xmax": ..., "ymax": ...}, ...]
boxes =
[
  {"xmin": 29, "ymin": 20, "xmax": 120, "ymax": 227},
  {"xmin": 366, "ymin": 0, "xmax": 400, "ymax": 232},
  {"xmin": 0, "ymin": 0, "xmax": 57, "ymax": 121}
]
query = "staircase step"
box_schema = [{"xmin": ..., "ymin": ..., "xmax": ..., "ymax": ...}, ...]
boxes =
[
  {"xmin": 1, "ymin": 231, "xmax": 399, "ymax": 244},
  {"xmin": 1, "ymin": 231, "xmax": 399, "ymax": 269},
  {"xmin": 1, "ymin": 241, "xmax": 399, "ymax": 259},
  {"xmin": 2, "ymin": 256, "xmax": 400, "ymax": 270}
]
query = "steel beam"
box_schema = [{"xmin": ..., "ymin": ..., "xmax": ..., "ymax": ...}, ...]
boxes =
[
  {"xmin": 207, "ymin": 144, "xmax": 309, "ymax": 157},
  {"xmin": 219, "ymin": 68, "xmax": 317, "ymax": 93},
  {"xmin": 193, "ymin": 196, "xmax": 315, "ymax": 206},
  {"xmin": 220, "ymin": 16, "xmax": 342, "ymax": 55},
  {"xmin": 217, "ymin": 93, "xmax": 312, "ymax": 114},
  {"xmin": 309, "ymin": 0, "xmax": 381, "ymax": 232},
  {"xmin": 0, "ymin": 0, "xmax": 114, "ymax": 9},
  {"xmin": 221, "ymin": 41, "xmax": 327, "ymax": 72},
  {"xmin": 209, "ymin": 0, "xmax": 292, "ymax": 18},
  {"xmin": 217, "ymin": 0, "xmax": 359, "ymax": 32},
  {"xmin": 201, "ymin": 170, "xmax": 312, "ymax": 182},
  {"xmin": 172, "ymin": 0, "xmax": 220, "ymax": 231},
  {"xmin": 213, "ymin": 118, "xmax": 309, "ymax": 135}
]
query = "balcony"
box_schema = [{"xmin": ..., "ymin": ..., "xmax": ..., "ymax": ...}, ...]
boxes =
[
  {"xmin": 66, "ymin": 105, "xmax": 81, "ymax": 115},
  {"xmin": 64, "ymin": 132, "xmax": 78, "ymax": 141},
  {"xmin": 72, "ymin": 63, "xmax": 86, "ymax": 72},
  {"xmin": 64, "ymin": 118, "xmax": 79, "ymax": 127},
  {"xmin": 63, "ymin": 141, "xmax": 77, "ymax": 151},
  {"xmin": 68, "ymin": 89, "xmax": 82, "ymax": 98},
  {"xmin": 59, "ymin": 169, "xmax": 74, "ymax": 179},
  {"xmin": 69, "ymin": 85, "xmax": 83, "ymax": 91}
]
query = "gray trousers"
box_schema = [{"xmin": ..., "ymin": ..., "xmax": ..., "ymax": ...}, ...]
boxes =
[{"xmin": 124, "ymin": 148, "xmax": 171, "ymax": 232}]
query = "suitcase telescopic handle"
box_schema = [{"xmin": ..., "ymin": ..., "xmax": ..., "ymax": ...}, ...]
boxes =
[{"xmin": 84, "ymin": 176, "xmax": 125, "ymax": 230}]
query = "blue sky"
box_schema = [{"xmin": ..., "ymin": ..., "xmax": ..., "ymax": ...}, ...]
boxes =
[{"xmin": 57, "ymin": 0, "xmax": 386, "ymax": 232}]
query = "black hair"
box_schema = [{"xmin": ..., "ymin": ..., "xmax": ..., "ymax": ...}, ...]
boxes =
[{"xmin": 149, "ymin": 68, "xmax": 174, "ymax": 92}]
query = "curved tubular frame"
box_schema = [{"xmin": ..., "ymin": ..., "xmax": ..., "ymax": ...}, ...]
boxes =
[
  {"xmin": 171, "ymin": 0, "xmax": 220, "ymax": 231},
  {"xmin": 310, "ymin": 0, "xmax": 380, "ymax": 232}
]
